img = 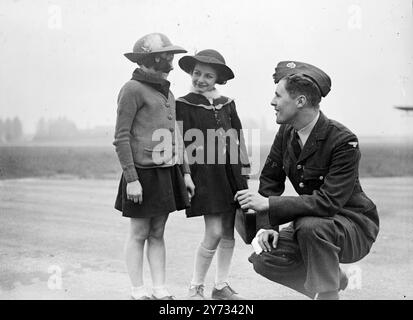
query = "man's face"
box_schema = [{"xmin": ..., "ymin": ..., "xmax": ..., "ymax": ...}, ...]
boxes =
[
  {"xmin": 154, "ymin": 52, "xmax": 174, "ymax": 75},
  {"xmin": 271, "ymin": 79, "xmax": 299, "ymax": 124}
]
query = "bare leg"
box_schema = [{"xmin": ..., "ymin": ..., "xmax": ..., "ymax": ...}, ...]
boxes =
[
  {"xmin": 125, "ymin": 217, "xmax": 150, "ymax": 287},
  {"xmin": 146, "ymin": 214, "xmax": 169, "ymax": 287},
  {"xmin": 203, "ymin": 214, "xmax": 223, "ymax": 250}
]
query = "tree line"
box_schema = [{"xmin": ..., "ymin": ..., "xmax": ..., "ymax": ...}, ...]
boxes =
[
  {"xmin": 34, "ymin": 117, "xmax": 78, "ymax": 140},
  {"xmin": 0, "ymin": 117, "xmax": 23, "ymax": 142}
]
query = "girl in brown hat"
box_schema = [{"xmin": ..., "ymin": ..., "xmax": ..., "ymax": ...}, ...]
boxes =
[
  {"xmin": 114, "ymin": 33, "xmax": 195, "ymax": 300},
  {"xmin": 176, "ymin": 49, "xmax": 250, "ymax": 300}
]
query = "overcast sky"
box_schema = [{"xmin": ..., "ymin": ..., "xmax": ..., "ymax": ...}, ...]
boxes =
[{"xmin": 1, "ymin": 0, "xmax": 412, "ymax": 137}]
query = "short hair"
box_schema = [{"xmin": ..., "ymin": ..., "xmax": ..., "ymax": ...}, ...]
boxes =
[
  {"xmin": 136, "ymin": 54, "xmax": 157, "ymax": 68},
  {"xmin": 282, "ymin": 74, "xmax": 322, "ymax": 107}
]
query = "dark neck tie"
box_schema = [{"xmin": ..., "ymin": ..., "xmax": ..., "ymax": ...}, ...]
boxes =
[{"xmin": 292, "ymin": 131, "xmax": 302, "ymax": 159}]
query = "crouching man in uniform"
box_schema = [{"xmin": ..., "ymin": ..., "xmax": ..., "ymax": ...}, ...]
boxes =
[{"xmin": 235, "ymin": 61, "xmax": 379, "ymax": 300}]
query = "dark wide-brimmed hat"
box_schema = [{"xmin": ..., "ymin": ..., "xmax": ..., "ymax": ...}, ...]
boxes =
[
  {"xmin": 178, "ymin": 49, "xmax": 234, "ymax": 84},
  {"xmin": 273, "ymin": 61, "xmax": 332, "ymax": 97},
  {"xmin": 124, "ymin": 33, "xmax": 187, "ymax": 63}
]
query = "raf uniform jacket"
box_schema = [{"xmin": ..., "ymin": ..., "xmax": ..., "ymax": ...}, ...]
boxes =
[{"xmin": 259, "ymin": 111, "xmax": 379, "ymax": 243}]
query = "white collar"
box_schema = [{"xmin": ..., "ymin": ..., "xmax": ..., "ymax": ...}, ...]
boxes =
[
  {"xmin": 189, "ymin": 86, "xmax": 221, "ymax": 103},
  {"xmin": 297, "ymin": 111, "xmax": 320, "ymax": 147}
]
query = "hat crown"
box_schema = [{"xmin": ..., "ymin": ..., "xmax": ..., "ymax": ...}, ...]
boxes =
[
  {"xmin": 195, "ymin": 49, "xmax": 226, "ymax": 65},
  {"xmin": 273, "ymin": 61, "xmax": 331, "ymax": 97},
  {"xmin": 132, "ymin": 33, "xmax": 173, "ymax": 54}
]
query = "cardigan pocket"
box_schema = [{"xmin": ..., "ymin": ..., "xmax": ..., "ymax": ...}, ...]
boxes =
[{"xmin": 144, "ymin": 141, "xmax": 174, "ymax": 165}]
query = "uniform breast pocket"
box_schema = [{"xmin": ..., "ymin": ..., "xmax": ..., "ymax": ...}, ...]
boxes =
[{"xmin": 303, "ymin": 166, "xmax": 328, "ymax": 188}]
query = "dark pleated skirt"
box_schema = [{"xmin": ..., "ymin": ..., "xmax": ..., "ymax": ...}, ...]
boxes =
[
  {"xmin": 114, "ymin": 165, "xmax": 190, "ymax": 218},
  {"xmin": 185, "ymin": 163, "xmax": 248, "ymax": 218}
]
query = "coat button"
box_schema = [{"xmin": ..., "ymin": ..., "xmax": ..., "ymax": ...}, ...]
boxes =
[
  {"xmin": 299, "ymin": 182, "xmax": 305, "ymax": 188},
  {"xmin": 319, "ymin": 176, "xmax": 324, "ymax": 180},
  {"xmin": 168, "ymin": 114, "xmax": 173, "ymax": 120},
  {"xmin": 169, "ymin": 127, "xmax": 174, "ymax": 132},
  {"xmin": 297, "ymin": 164, "xmax": 302, "ymax": 170}
]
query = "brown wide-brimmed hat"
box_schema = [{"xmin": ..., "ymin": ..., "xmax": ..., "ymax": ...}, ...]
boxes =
[
  {"xmin": 124, "ymin": 33, "xmax": 187, "ymax": 63},
  {"xmin": 178, "ymin": 49, "xmax": 234, "ymax": 84}
]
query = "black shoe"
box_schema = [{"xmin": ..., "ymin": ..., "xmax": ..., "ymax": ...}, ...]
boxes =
[
  {"xmin": 151, "ymin": 295, "xmax": 175, "ymax": 300},
  {"xmin": 211, "ymin": 284, "xmax": 244, "ymax": 300},
  {"xmin": 339, "ymin": 269, "xmax": 349, "ymax": 291}
]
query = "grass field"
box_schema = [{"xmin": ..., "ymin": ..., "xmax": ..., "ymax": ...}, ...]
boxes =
[{"xmin": 1, "ymin": 139, "xmax": 412, "ymax": 180}]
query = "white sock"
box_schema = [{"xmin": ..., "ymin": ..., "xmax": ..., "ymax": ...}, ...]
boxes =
[
  {"xmin": 131, "ymin": 285, "xmax": 149, "ymax": 299},
  {"xmin": 190, "ymin": 243, "xmax": 216, "ymax": 286},
  {"xmin": 152, "ymin": 286, "xmax": 171, "ymax": 299},
  {"xmin": 215, "ymin": 238, "xmax": 235, "ymax": 289}
]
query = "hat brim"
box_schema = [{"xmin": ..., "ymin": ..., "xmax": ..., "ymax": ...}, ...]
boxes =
[
  {"xmin": 178, "ymin": 55, "xmax": 234, "ymax": 82},
  {"xmin": 124, "ymin": 45, "xmax": 187, "ymax": 63}
]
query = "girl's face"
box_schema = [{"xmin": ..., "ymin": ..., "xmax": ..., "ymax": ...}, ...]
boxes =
[{"xmin": 191, "ymin": 63, "xmax": 218, "ymax": 94}]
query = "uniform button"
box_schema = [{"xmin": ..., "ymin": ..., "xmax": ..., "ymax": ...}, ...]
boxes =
[
  {"xmin": 168, "ymin": 114, "xmax": 173, "ymax": 120},
  {"xmin": 297, "ymin": 164, "xmax": 302, "ymax": 170},
  {"xmin": 319, "ymin": 176, "xmax": 324, "ymax": 180},
  {"xmin": 299, "ymin": 182, "xmax": 305, "ymax": 188},
  {"xmin": 169, "ymin": 127, "xmax": 174, "ymax": 132},
  {"xmin": 165, "ymin": 103, "xmax": 170, "ymax": 108}
]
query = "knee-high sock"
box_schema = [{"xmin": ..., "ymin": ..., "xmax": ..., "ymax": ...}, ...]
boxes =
[
  {"xmin": 190, "ymin": 243, "xmax": 216, "ymax": 286},
  {"xmin": 215, "ymin": 238, "xmax": 235, "ymax": 288}
]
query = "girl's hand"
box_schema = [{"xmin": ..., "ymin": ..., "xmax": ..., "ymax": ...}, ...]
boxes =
[
  {"xmin": 184, "ymin": 173, "xmax": 195, "ymax": 201},
  {"xmin": 126, "ymin": 180, "xmax": 143, "ymax": 204}
]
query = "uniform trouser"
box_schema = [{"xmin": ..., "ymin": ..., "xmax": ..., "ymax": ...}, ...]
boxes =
[{"xmin": 250, "ymin": 214, "xmax": 373, "ymax": 298}]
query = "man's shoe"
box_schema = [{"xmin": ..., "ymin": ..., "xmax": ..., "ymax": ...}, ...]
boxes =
[
  {"xmin": 339, "ymin": 269, "xmax": 349, "ymax": 291},
  {"xmin": 151, "ymin": 295, "xmax": 175, "ymax": 300},
  {"xmin": 315, "ymin": 270, "xmax": 348, "ymax": 300},
  {"xmin": 211, "ymin": 284, "xmax": 244, "ymax": 300},
  {"xmin": 315, "ymin": 290, "xmax": 339, "ymax": 300},
  {"xmin": 131, "ymin": 294, "xmax": 151, "ymax": 300},
  {"xmin": 188, "ymin": 284, "xmax": 205, "ymax": 300}
]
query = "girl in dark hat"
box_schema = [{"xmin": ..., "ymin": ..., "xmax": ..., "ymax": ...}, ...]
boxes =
[
  {"xmin": 176, "ymin": 49, "xmax": 250, "ymax": 300},
  {"xmin": 114, "ymin": 33, "xmax": 195, "ymax": 300}
]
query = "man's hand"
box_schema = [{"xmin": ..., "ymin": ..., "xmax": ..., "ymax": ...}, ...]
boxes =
[
  {"xmin": 234, "ymin": 189, "xmax": 269, "ymax": 212},
  {"xmin": 257, "ymin": 229, "xmax": 279, "ymax": 252},
  {"xmin": 184, "ymin": 173, "xmax": 195, "ymax": 201},
  {"xmin": 126, "ymin": 180, "xmax": 143, "ymax": 204}
]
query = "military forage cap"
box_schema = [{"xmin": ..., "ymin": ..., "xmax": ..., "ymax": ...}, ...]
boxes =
[{"xmin": 273, "ymin": 61, "xmax": 332, "ymax": 97}]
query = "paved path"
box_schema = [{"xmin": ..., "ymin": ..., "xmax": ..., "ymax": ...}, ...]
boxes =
[{"xmin": 1, "ymin": 177, "xmax": 412, "ymax": 299}]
